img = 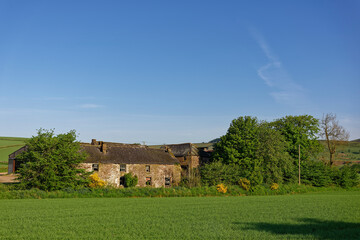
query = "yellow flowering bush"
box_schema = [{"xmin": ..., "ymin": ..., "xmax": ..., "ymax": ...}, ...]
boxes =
[
  {"xmin": 239, "ymin": 178, "xmax": 251, "ymax": 191},
  {"xmin": 216, "ymin": 183, "xmax": 227, "ymax": 193},
  {"xmin": 270, "ymin": 183, "xmax": 279, "ymax": 190},
  {"xmin": 89, "ymin": 173, "xmax": 106, "ymax": 188}
]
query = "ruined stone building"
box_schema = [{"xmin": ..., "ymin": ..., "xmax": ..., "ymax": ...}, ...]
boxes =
[
  {"xmin": 8, "ymin": 146, "xmax": 27, "ymax": 174},
  {"xmin": 8, "ymin": 139, "xmax": 182, "ymax": 188},
  {"xmin": 80, "ymin": 140, "xmax": 181, "ymax": 187},
  {"xmin": 161, "ymin": 143, "xmax": 200, "ymax": 173}
]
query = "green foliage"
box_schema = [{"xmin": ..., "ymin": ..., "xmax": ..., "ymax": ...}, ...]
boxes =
[
  {"xmin": 256, "ymin": 124, "xmax": 295, "ymax": 184},
  {"xmin": 16, "ymin": 129, "xmax": 90, "ymax": 191},
  {"xmin": 123, "ymin": 173, "xmax": 138, "ymax": 188},
  {"xmin": 211, "ymin": 116, "xmax": 295, "ymax": 186},
  {"xmin": 0, "ymin": 182, "xmax": 358, "ymax": 200},
  {"xmin": 200, "ymin": 161, "xmax": 243, "ymax": 186},
  {"xmin": 332, "ymin": 165, "xmax": 359, "ymax": 188},
  {"xmin": 270, "ymin": 115, "xmax": 323, "ymax": 162},
  {"xmin": 212, "ymin": 116, "xmax": 263, "ymax": 185},
  {"xmin": 301, "ymin": 160, "xmax": 333, "ymax": 187}
]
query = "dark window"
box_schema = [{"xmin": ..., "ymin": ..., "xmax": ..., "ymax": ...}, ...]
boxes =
[
  {"xmin": 165, "ymin": 177, "xmax": 171, "ymax": 186},
  {"xmin": 120, "ymin": 176, "xmax": 125, "ymax": 186},
  {"xmin": 146, "ymin": 177, "xmax": 152, "ymax": 186},
  {"xmin": 92, "ymin": 164, "xmax": 99, "ymax": 171},
  {"xmin": 120, "ymin": 164, "xmax": 126, "ymax": 172},
  {"xmin": 146, "ymin": 165, "xmax": 150, "ymax": 172}
]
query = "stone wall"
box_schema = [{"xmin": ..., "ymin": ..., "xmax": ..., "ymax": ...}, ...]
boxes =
[{"xmin": 80, "ymin": 163, "xmax": 181, "ymax": 187}]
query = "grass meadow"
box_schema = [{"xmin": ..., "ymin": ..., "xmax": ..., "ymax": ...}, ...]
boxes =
[{"xmin": 0, "ymin": 191, "xmax": 359, "ymax": 239}]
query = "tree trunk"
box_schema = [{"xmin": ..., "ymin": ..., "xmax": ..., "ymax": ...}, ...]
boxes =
[{"xmin": 329, "ymin": 152, "xmax": 334, "ymax": 166}]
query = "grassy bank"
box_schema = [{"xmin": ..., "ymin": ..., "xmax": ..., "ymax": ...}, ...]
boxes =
[
  {"xmin": 0, "ymin": 183, "xmax": 358, "ymax": 199},
  {"xmin": 0, "ymin": 191, "xmax": 359, "ymax": 239}
]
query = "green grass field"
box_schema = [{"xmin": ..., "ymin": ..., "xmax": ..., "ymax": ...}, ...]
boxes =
[{"xmin": 0, "ymin": 191, "xmax": 358, "ymax": 239}]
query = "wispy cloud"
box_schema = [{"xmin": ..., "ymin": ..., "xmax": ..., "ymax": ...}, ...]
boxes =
[{"xmin": 251, "ymin": 29, "xmax": 307, "ymax": 106}]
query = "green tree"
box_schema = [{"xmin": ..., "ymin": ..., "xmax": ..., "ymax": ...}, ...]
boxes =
[
  {"xmin": 256, "ymin": 124, "xmax": 295, "ymax": 184},
  {"xmin": 270, "ymin": 115, "xmax": 322, "ymax": 162},
  {"xmin": 16, "ymin": 129, "xmax": 90, "ymax": 191},
  {"xmin": 212, "ymin": 116, "xmax": 263, "ymax": 185}
]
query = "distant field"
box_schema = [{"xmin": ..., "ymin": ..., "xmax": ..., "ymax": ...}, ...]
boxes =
[
  {"xmin": 0, "ymin": 191, "xmax": 358, "ymax": 239},
  {"xmin": 0, "ymin": 137, "xmax": 26, "ymax": 172},
  {"xmin": 318, "ymin": 140, "xmax": 360, "ymax": 163}
]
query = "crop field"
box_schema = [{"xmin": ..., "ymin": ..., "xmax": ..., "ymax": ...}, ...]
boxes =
[{"xmin": 0, "ymin": 191, "xmax": 359, "ymax": 239}]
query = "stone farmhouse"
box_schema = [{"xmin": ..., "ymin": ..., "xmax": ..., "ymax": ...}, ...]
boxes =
[
  {"xmin": 8, "ymin": 139, "xmax": 182, "ymax": 188},
  {"xmin": 80, "ymin": 140, "xmax": 181, "ymax": 187}
]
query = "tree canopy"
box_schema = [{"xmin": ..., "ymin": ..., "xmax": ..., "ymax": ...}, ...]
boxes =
[
  {"xmin": 16, "ymin": 129, "xmax": 90, "ymax": 190},
  {"xmin": 207, "ymin": 115, "xmax": 327, "ymax": 187},
  {"xmin": 211, "ymin": 116, "xmax": 294, "ymax": 186},
  {"xmin": 270, "ymin": 115, "xmax": 323, "ymax": 162}
]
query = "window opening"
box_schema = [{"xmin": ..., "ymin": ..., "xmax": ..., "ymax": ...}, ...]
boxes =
[
  {"xmin": 146, "ymin": 177, "xmax": 152, "ymax": 186},
  {"xmin": 120, "ymin": 164, "xmax": 126, "ymax": 172},
  {"xmin": 165, "ymin": 177, "xmax": 171, "ymax": 186},
  {"xmin": 92, "ymin": 164, "xmax": 99, "ymax": 171}
]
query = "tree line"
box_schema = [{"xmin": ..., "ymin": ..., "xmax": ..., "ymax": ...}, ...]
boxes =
[{"xmin": 199, "ymin": 115, "xmax": 358, "ymax": 189}]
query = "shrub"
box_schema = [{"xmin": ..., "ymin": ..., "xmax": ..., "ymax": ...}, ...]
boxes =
[
  {"xmin": 239, "ymin": 178, "xmax": 251, "ymax": 191},
  {"xmin": 89, "ymin": 173, "xmax": 106, "ymax": 188},
  {"xmin": 301, "ymin": 160, "xmax": 332, "ymax": 187},
  {"xmin": 216, "ymin": 183, "xmax": 227, "ymax": 193},
  {"xmin": 200, "ymin": 161, "xmax": 243, "ymax": 186},
  {"xmin": 334, "ymin": 165, "xmax": 359, "ymax": 188},
  {"xmin": 270, "ymin": 183, "xmax": 279, "ymax": 190},
  {"xmin": 123, "ymin": 173, "xmax": 138, "ymax": 188}
]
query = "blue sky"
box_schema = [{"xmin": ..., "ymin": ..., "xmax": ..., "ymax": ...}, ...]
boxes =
[{"xmin": 0, "ymin": 0, "xmax": 359, "ymax": 144}]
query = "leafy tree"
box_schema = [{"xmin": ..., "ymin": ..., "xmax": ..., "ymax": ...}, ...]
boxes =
[
  {"xmin": 270, "ymin": 115, "xmax": 323, "ymax": 162},
  {"xmin": 256, "ymin": 124, "xmax": 295, "ymax": 184},
  {"xmin": 212, "ymin": 116, "xmax": 263, "ymax": 185},
  {"xmin": 321, "ymin": 113, "xmax": 350, "ymax": 166},
  {"xmin": 16, "ymin": 129, "xmax": 90, "ymax": 191}
]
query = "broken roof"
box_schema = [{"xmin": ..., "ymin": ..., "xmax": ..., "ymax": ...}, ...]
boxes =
[
  {"xmin": 161, "ymin": 143, "xmax": 199, "ymax": 157},
  {"xmin": 81, "ymin": 145, "xmax": 179, "ymax": 165}
]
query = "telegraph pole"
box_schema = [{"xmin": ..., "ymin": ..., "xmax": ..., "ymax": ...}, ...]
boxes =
[{"xmin": 298, "ymin": 144, "xmax": 301, "ymax": 185}]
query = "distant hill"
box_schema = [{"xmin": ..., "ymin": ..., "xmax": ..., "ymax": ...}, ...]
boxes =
[
  {"xmin": 209, "ymin": 138, "xmax": 220, "ymax": 143},
  {"xmin": 351, "ymin": 139, "xmax": 360, "ymax": 142}
]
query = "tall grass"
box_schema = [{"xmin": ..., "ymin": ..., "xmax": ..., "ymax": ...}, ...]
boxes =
[{"xmin": 0, "ymin": 183, "xmax": 358, "ymax": 199}]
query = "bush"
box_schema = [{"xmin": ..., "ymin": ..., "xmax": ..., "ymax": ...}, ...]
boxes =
[
  {"xmin": 200, "ymin": 161, "xmax": 243, "ymax": 186},
  {"xmin": 333, "ymin": 165, "xmax": 359, "ymax": 188},
  {"xmin": 270, "ymin": 183, "xmax": 279, "ymax": 190},
  {"xmin": 89, "ymin": 173, "xmax": 106, "ymax": 188},
  {"xmin": 216, "ymin": 184, "xmax": 227, "ymax": 193},
  {"xmin": 239, "ymin": 178, "xmax": 251, "ymax": 191},
  {"xmin": 301, "ymin": 160, "xmax": 332, "ymax": 187},
  {"xmin": 123, "ymin": 173, "xmax": 138, "ymax": 188}
]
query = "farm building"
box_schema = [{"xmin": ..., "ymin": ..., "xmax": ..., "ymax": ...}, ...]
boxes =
[
  {"xmin": 161, "ymin": 143, "xmax": 200, "ymax": 173},
  {"xmin": 80, "ymin": 140, "xmax": 181, "ymax": 187},
  {"xmin": 8, "ymin": 146, "xmax": 27, "ymax": 174},
  {"xmin": 8, "ymin": 139, "xmax": 182, "ymax": 187}
]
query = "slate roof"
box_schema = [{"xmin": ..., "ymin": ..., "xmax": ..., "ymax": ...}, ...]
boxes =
[
  {"xmin": 162, "ymin": 143, "xmax": 199, "ymax": 157},
  {"xmin": 81, "ymin": 145, "xmax": 179, "ymax": 165}
]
